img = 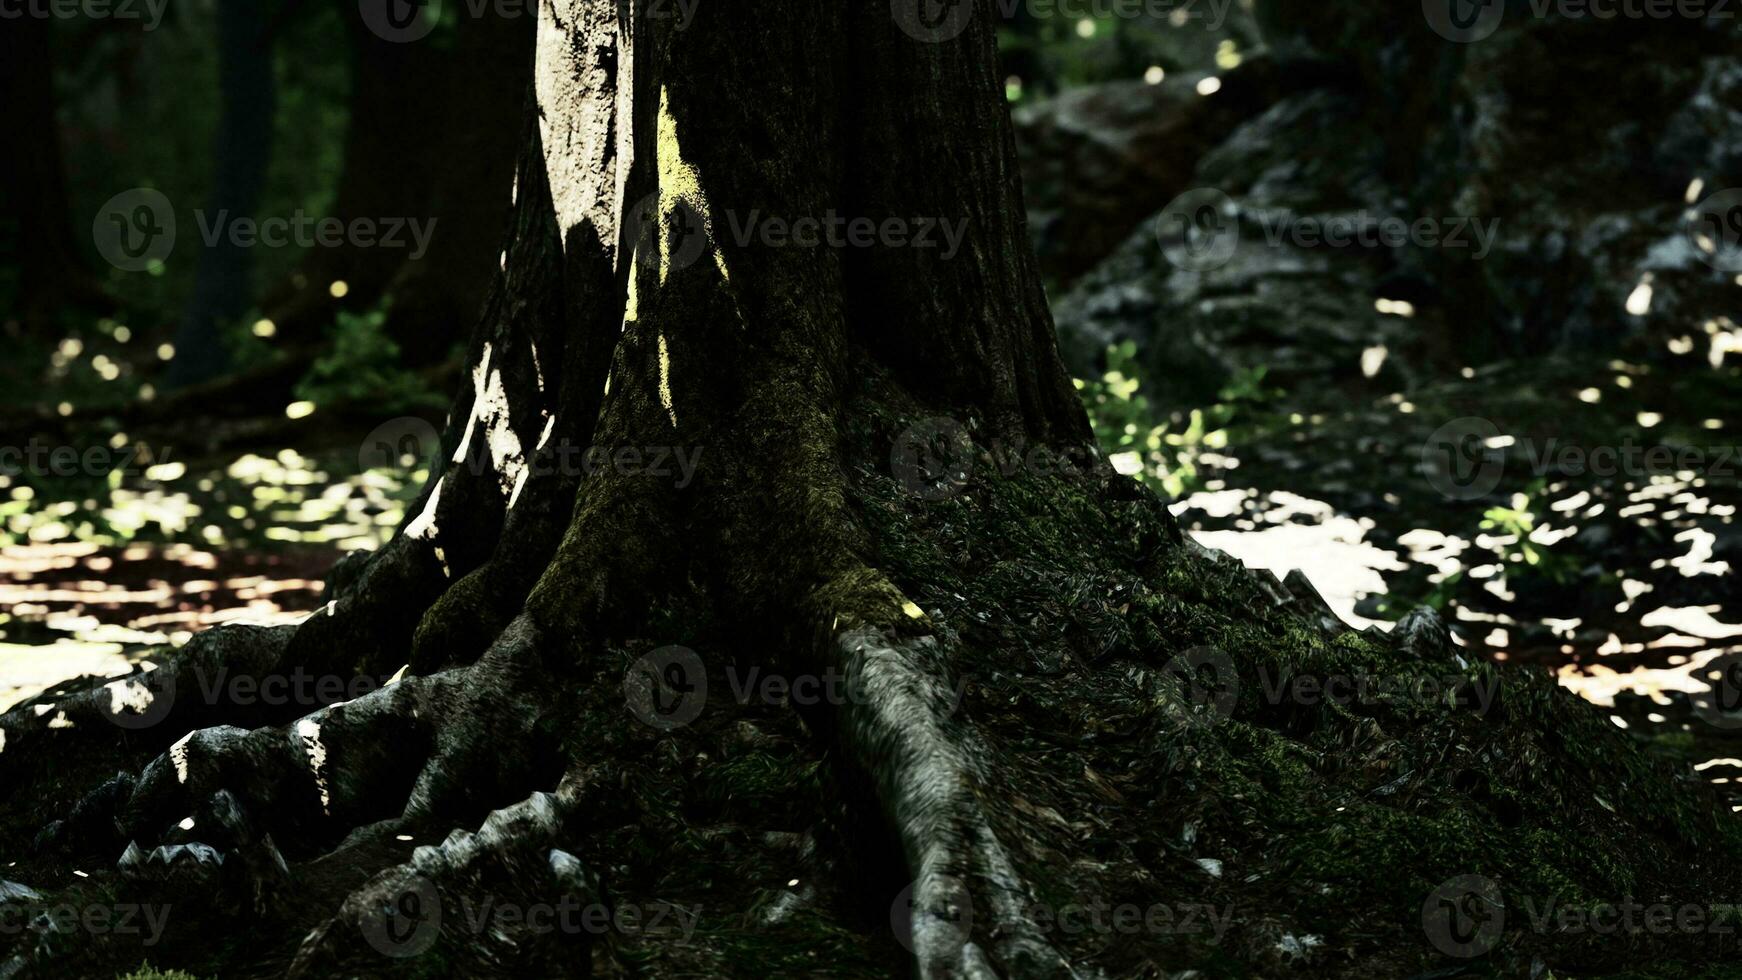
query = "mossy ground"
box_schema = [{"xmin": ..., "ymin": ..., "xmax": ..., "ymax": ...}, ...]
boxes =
[{"xmin": 5, "ymin": 369, "xmax": 1741, "ymax": 979}]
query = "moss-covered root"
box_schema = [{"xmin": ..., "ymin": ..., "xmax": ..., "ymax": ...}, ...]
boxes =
[{"xmin": 832, "ymin": 627, "xmax": 1074, "ymax": 980}]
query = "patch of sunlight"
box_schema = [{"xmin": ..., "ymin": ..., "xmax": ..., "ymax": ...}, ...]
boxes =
[
  {"xmin": 658, "ymin": 332, "xmax": 678, "ymax": 428},
  {"xmin": 0, "ymin": 639, "xmax": 135, "ymax": 714},
  {"xmin": 656, "ymin": 84, "xmax": 729, "ymax": 285},
  {"xmin": 1185, "ymin": 493, "xmax": 1405, "ymax": 629},
  {"xmin": 1640, "ymin": 606, "xmax": 1742, "ymax": 640},
  {"xmin": 1215, "ymin": 39, "xmax": 1242, "ymax": 70},
  {"xmin": 1560, "ymin": 648, "xmax": 1736, "ymax": 708},
  {"xmin": 1625, "ymin": 279, "xmax": 1654, "ymax": 316},
  {"xmin": 1360, "ymin": 345, "xmax": 1388, "ymax": 378}
]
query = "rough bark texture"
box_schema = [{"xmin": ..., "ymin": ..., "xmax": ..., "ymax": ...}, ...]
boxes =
[{"xmin": 1, "ymin": 3, "xmax": 1738, "ymax": 979}]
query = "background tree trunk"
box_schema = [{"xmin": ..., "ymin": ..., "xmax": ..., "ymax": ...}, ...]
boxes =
[
  {"xmin": 253, "ymin": 1, "xmax": 532, "ymax": 367},
  {"xmin": 0, "ymin": 14, "xmax": 109, "ymax": 332},
  {"xmin": 163, "ymin": 0, "xmax": 279, "ymax": 388}
]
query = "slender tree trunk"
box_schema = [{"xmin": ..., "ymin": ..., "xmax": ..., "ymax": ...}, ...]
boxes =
[
  {"xmin": 1, "ymin": 3, "xmax": 1737, "ymax": 979},
  {"xmin": 0, "ymin": 14, "xmax": 108, "ymax": 330},
  {"xmin": 164, "ymin": 0, "xmax": 279, "ymax": 387}
]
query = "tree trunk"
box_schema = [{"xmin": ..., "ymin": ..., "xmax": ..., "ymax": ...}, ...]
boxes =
[
  {"xmin": 253, "ymin": 2, "xmax": 532, "ymax": 366},
  {"xmin": 163, "ymin": 0, "xmax": 279, "ymax": 388},
  {"xmin": 2, "ymin": 3, "xmax": 1738, "ymax": 978},
  {"xmin": 0, "ymin": 14, "xmax": 109, "ymax": 331}
]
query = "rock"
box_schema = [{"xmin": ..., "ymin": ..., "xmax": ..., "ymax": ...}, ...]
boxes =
[
  {"xmin": 1050, "ymin": 6, "xmax": 1742, "ymax": 397},
  {"xmin": 1052, "ymin": 87, "xmax": 1421, "ymax": 405},
  {"xmin": 1014, "ymin": 57, "xmax": 1296, "ymax": 285},
  {"xmin": 0, "ymin": 882, "xmax": 41, "ymax": 904}
]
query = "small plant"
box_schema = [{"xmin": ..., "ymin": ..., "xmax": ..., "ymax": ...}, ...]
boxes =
[
  {"xmin": 1077, "ymin": 342, "xmax": 1269, "ymax": 498},
  {"xmin": 295, "ymin": 300, "xmax": 442, "ymax": 414},
  {"xmin": 118, "ymin": 965, "xmax": 204, "ymax": 980},
  {"xmin": 1480, "ymin": 481, "xmax": 1578, "ymax": 585}
]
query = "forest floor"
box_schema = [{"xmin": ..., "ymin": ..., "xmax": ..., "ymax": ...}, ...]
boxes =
[{"xmin": 4, "ymin": 345, "xmax": 1738, "ymax": 816}]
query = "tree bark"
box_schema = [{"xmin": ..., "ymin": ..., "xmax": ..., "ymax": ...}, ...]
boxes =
[
  {"xmin": 0, "ymin": 14, "xmax": 109, "ymax": 331},
  {"xmin": 1, "ymin": 3, "xmax": 1738, "ymax": 979},
  {"xmin": 163, "ymin": 0, "xmax": 279, "ymax": 388}
]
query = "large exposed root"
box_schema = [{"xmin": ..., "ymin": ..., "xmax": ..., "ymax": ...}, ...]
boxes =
[{"xmin": 834, "ymin": 628, "xmax": 1075, "ymax": 979}]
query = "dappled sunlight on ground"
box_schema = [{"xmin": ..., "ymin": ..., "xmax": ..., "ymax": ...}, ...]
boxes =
[
  {"xmin": 1153, "ymin": 355, "xmax": 1742, "ymax": 804},
  {"xmin": 0, "ymin": 442, "xmax": 424, "ymax": 712}
]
